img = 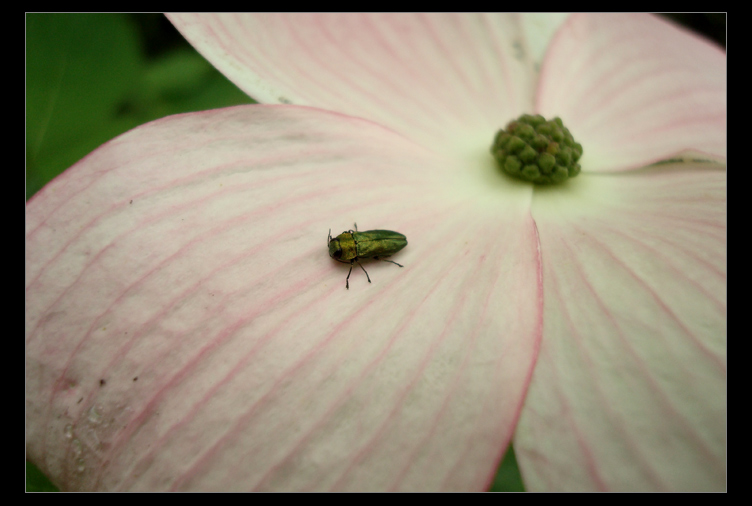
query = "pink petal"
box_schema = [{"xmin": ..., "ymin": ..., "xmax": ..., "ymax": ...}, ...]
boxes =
[
  {"xmin": 537, "ymin": 14, "xmax": 726, "ymax": 172},
  {"xmin": 516, "ymin": 166, "xmax": 726, "ymax": 491},
  {"xmin": 26, "ymin": 105, "xmax": 542, "ymax": 491},
  {"xmin": 167, "ymin": 13, "xmax": 567, "ymax": 152}
]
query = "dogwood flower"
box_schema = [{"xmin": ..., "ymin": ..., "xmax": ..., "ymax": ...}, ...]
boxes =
[{"xmin": 25, "ymin": 13, "xmax": 725, "ymax": 491}]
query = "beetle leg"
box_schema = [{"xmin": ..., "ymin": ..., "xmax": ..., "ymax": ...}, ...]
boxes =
[
  {"xmin": 356, "ymin": 260, "xmax": 371, "ymax": 284},
  {"xmin": 375, "ymin": 257, "xmax": 404, "ymax": 268},
  {"xmin": 345, "ymin": 262, "xmax": 353, "ymax": 289}
]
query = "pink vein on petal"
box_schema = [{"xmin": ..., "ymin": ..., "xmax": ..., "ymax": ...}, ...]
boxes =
[
  {"xmin": 547, "ymin": 241, "xmax": 669, "ymax": 489},
  {"xmin": 570, "ymin": 224, "xmax": 724, "ymax": 376},
  {"xmin": 558, "ymin": 230, "xmax": 723, "ymax": 466},
  {"xmin": 119, "ymin": 202, "xmax": 466, "ymax": 491},
  {"xmin": 113, "ymin": 266, "xmax": 338, "ymax": 491},
  {"xmin": 586, "ymin": 218, "xmax": 725, "ymax": 324},
  {"xmin": 539, "ymin": 253, "xmax": 621, "ymax": 491},
  {"xmin": 86, "ymin": 186, "xmax": 434, "ymax": 488},
  {"xmin": 48, "ymin": 185, "xmax": 340, "ymax": 481},
  {"xmin": 34, "ymin": 129, "xmax": 417, "ymax": 480},
  {"xmin": 319, "ymin": 217, "xmax": 499, "ymax": 491},
  {"xmin": 439, "ymin": 213, "xmax": 543, "ymax": 492},
  {"xmin": 27, "ymin": 139, "xmax": 354, "ymax": 343},
  {"xmin": 230, "ymin": 214, "xmax": 474, "ymax": 491},
  {"xmin": 319, "ymin": 221, "xmax": 479, "ymax": 491},
  {"xmin": 87, "ymin": 230, "xmax": 330, "ymax": 488}
]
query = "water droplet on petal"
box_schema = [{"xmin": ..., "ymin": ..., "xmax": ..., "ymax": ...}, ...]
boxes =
[
  {"xmin": 87, "ymin": 405, "xmax": 102, "ymax": 424},
  {"xmin": 72, "ymin": 439, "xmax": 83, "ymax": 456}
]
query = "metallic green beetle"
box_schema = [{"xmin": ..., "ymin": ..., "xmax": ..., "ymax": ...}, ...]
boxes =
[{"xmin": 328, "ymin": 223, "xmax": 407, "ymax": 289}]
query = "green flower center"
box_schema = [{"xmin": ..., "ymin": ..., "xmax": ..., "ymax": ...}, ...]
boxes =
[{"xmin": 491, "ymin": 114, "xmax": 583, "ymax": 184}]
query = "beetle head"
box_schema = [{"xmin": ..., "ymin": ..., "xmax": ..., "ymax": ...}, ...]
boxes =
[{"xmin": 328, "ymin": 235, "xmax": 342, "ymax": 259}]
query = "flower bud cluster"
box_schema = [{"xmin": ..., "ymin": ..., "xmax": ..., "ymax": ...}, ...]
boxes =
[{"xmin": 491, "ymin": 114, "xmax": 583, "ymax": 184}]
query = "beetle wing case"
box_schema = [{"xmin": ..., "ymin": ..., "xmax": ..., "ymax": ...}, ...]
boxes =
[{"xmin": 352, "ymin": 230, "xmax": 407, "ymax": 259}]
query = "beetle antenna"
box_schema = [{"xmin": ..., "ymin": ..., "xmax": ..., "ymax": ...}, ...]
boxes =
[{"xmin": 328, "ymin": 228, "xmax": 331, "ymax": 245}]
